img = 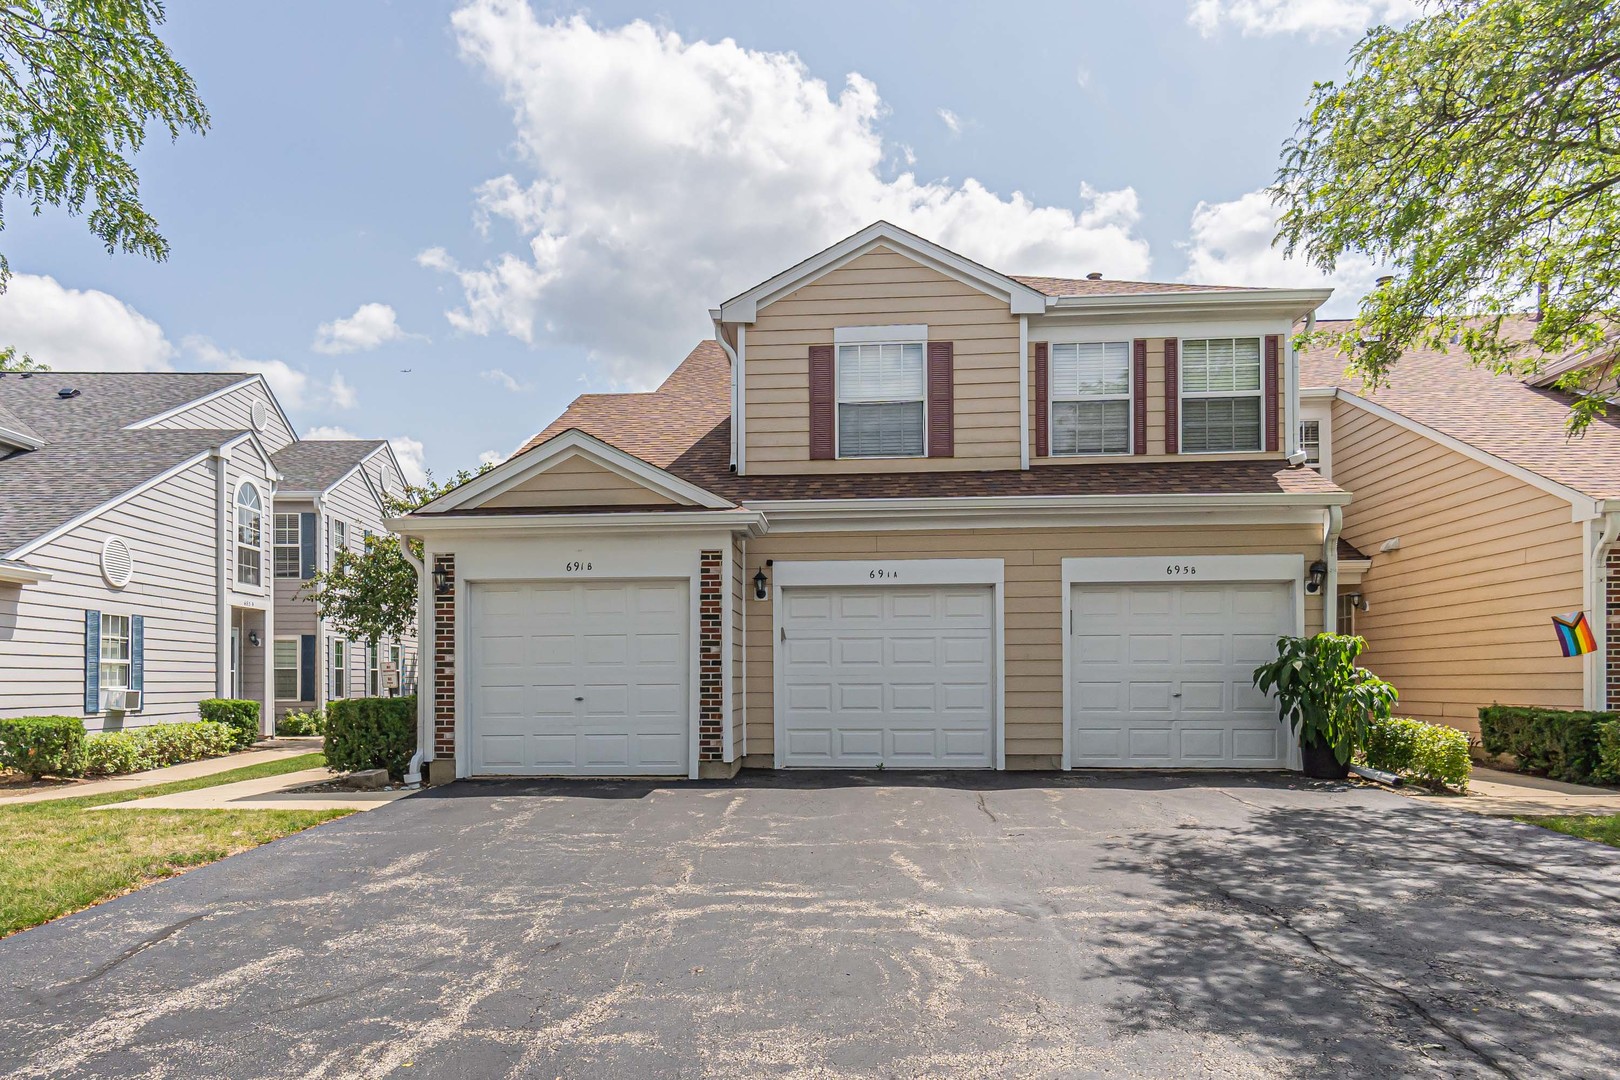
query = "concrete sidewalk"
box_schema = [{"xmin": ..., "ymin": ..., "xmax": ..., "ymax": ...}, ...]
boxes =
[
  {"xmin": 1416, "ymin": 766, "xmax": 1620, "ymax": 817},
  {"xmin": 0, "ymin": 738, "xmax": 324, "ymax": 806},
  {"xmin": 94, "ymin": 767, "xmax": 413, "ymax": 812}
]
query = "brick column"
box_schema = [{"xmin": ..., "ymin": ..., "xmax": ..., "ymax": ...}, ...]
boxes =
[
  {"xmin": 433, "ymin": 554, "xmax": 456, "ymax": 759},
  {"xmin": 698, "ymin": 551, "xmax": 724, "ymax": 761},
  {"xmin": 1608, "ymin": 550, "xmax": 1619, "ymax": 710}
]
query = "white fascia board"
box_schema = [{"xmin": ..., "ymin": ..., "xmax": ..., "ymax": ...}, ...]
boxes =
[
  {"xmin": 389, "ymin": 509, "xmax": 768, "ymax": 537},
  {"xmin": 1042, "ymin": 289, "xmax": 1332, "ymax": 323},
  {"xmin": 750, "ymin": 497, "xmax": 1340, "ymax": 533},
  {"xmin": 0, "ymin": 559, "xmax": 51, "ymax": 584},
  {"xmin": 126, "ymin": 375, "xmax": 298, "ymax": 441},
  {"xmin": 1299, "ymin": 385, "xmax": 1339, "ymax": 399},
  {"xmin": 718, "ymin": 221, "xmax": 1046, "ymax": 322},
  {"xmin": 221, "ymin": 430, "xmax": 284, "ymax": 484},
  {"xmin": 0, "ymin": 424, "xmax": 43, "ymax": 451},
  {"xmin": 1331, "ymin": 390, "xmax": 1603, "ymax": 517},
  {"xmin": 746, "ymin": 491, "xmax": 1350, "ymax": 515},
  {"xmin": 419, "ymin": 429, "xmax": 734, "ymax": 512}
]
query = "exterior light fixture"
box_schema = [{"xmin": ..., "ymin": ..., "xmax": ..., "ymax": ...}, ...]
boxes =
[
  {"xmin": 753, "ymin": 568, "xmax": 768, "ymax": 600},
  {"xmin": 1306, "ymin": 560, "xmax": 1328, "ymax": 594},
  {"xmin": 432, "ymin": 564, "xmax": 451, "ymax": 595},
  {"xmin": 248, "ymin": 630, "xmax": 262, "ymax": 647}
]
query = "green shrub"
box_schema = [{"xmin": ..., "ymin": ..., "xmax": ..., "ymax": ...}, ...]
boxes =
[
  {"xmin": 1594, "ymin": 720, "xmax": 1620, "ymax": 786},
  {"xmin": 199, "ymin": 698, "xmax": 261, "ymax": 748},
  {"xmin": 79, "ymin": 721, "xmax": 239, "ymax": 777},
  {"xmin": 325, "ymin": 696, "xmax": 415, "ymax": 780},
  {"xmin": 276, "ymin": 709, "xmax": 326, "ymax": 737},
  {"xmin": 82, "ymin": 731, "xmax": 147, "ymax": 777},
  {"xmin": 0, "ymin": 716, "xmax": 87, "ymax": 778},
  {"xmin": 1478, "ymin": 705, "xmax": 1615, "ymax": 784},
  {"xmin": 1364, "ymin": 717, "xmax": 1472, "ymax": 790}
]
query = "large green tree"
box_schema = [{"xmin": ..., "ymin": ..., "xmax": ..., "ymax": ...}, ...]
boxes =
[
  {"xmin": 1275, "ymin": 0, "xmax": 1620, "ymax": 427},
  {"xmin": 0, "ymin": 1, "xmax": 208, "ymax": 282}
]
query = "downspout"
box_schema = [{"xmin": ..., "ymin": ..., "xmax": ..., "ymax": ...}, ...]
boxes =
[
  {"xmin": 400, "ymin": 537, "xmax": 429, "ymax": 786},
  {"xmin": 1323, "ymin": 505, "xmax": 1343, "ymax": 635},
  {"xmin": 1589, "ymin": 511, "xmax": 1619, "ymax": 709},
  {"xmin": 715, "ymin": 317, "xmax": 740, "ymax": 472},
  {"xmin": 739, "ymin": 535, "xmax": 748, "ymax": 760},
  {"xmin": 212, "ymin": 449, "xmax": 230, "ymax": 697},
  {"xmin": 1018, "ymin": 315, "xmax": 1030, "ymax": 470},
  {"xmin": 311, "ymin": 493, "xmax": 327, "ymax": 709}
]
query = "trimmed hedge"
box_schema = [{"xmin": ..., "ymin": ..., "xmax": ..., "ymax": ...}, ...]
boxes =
[
  {"xmin": 200, "ymin": 698, "xmax": 261, "ymax": 749},
  {"xmin": 81, "ymin": 721, "xmax": 238, "ymax": 777},
  {"xmin": 276, "ymin": 709, "xmax": 326, "ymax": 737},
  {"xmin": 1364, "ymin": 717, "xmax": 1471, "ymax": 790},
  {"xmin": 1596, "ymin": 720, "xmax": 1620, "ymax": 786},
  {"xmin": 0, "ymin": 716, "xmax": 86, "ymax": 779},
  {"xmin": 1478, "ymin": 705, "xmax": 1615, "ymax": 785},
  {"xmin": 325, "ymin": 696, "xmax": 415, "ymax": 780}
]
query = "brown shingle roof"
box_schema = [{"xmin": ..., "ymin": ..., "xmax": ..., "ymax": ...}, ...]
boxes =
[
  {"xmin": 1011, "ymin": 276, "xmax": 1265, "ymax": 298},
  {"xmin": 1301, "ymin": 316, "xmax": 1620, "ymax": 501}
]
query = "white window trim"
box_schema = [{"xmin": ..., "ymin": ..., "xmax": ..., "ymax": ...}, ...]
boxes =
[
  {"xmin": 1047, "ymin": 340, "xmax": 1135, "ymax": 457},
  {"xmin": 233, "ymin": 479, "xmax": 265, "ymax": 590},
  {"xmin": 1298, "ymin": 403, "xmax": 1332, "ymax": 478},
  {"xmin": 273, "ymin": 636, "xmax": 300, "ymax": 701},
  {"xmin": 330, "ymin": 637, "xmax": 348, "ymax": 700},
  {"xmin": 834, "ymin": 335, "xmax": 929, "ymax": 461},
  {"xmin": 1178, "ymin": 336, "xmax": 1266, "ymax": 455},
  {"xmin": 99, "ymin": 612, "xmax": 132, "ymax": 692},
  {"xmin": 368, "ymin": 640, "xmax": 381, "ymax": 697},
  {"xmin": 273, "ymin": 513, "xmax": 301, "ymax": 579}
]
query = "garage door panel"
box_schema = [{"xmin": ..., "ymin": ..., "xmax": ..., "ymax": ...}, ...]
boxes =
[
  {"xmin": 1074, "ymin": 635, "xmax": 1119, "ymax": 663},
  {"xmin": 837, "ymin": 683, "xmax": 883, "ymax": 710},
  {"xmin": 1128, "ymin": 589, "xmax": 1173, "ymax": 616},
  {"xmin": 837, "ymin": 729, "xmax": 884, "ymax": 757},
  {"xmin": 784, "ymin": 637, "xmax": 830, "ymax": 665},
  {"xmin": 1127, "ymin": 726, "xmax": 1174, "ymax": 760},
  {"xmin": 889, "ymin": 636, "xmax": 937, "ymax": 664},
  {"xmin": 837, "ymin": 637, "xmax": 883, "ymax": 663},
  {"xmin": 1179, "ymin": 681, "xmax": 1227, "ymax": 712},
  {"xmin": 890, "ymin": 682, "xmax": 938, "ymax": 711},
  {"xmin": 478, "ymin": 734, "xmax": 527, "ymax": 768},
  {"xmin": 1127, "ymin": 681, "xmax": 1174, "ymax": 711},
  {"xmin": 1128, "ymin": 634, "xmax": 1172, "ymax": 663}
]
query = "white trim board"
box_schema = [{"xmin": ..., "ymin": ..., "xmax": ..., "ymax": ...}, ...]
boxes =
[{"xmin": 126, "ymin": 374, "xmax": 299, "ymax": 442}]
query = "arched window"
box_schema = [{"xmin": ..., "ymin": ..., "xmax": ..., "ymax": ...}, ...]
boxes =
[{"xmin": 236, "ymin": 482, "xmax": 263, "ymax": 587}]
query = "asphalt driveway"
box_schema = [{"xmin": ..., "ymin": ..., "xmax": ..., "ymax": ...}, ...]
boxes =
[{"xmin": 2, "ymin": 773, "xmax": 1619, "ymax": 1079}]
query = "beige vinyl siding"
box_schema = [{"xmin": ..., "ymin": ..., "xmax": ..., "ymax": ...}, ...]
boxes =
[
  {"xmin": 745, "ymin": 246, "xmax": 1023, "ymax": 473},
  {"xmin": 743, "ymin": 524, "xmax": 1324, "ymax": 766},
  {"xmin": 1331, "ymin": 399, "xmax": 1585, "ymax": 730},
  {"xmin": 480, "ymin": 455, "xmax": 680, "ymax": 509},
  {"xmin": 0, "ymin": 458, "xmax": 221, "ymax": 727},
  {"xmin": 151, "ymin": 382, "xmax": 295, "ymax": 452}
]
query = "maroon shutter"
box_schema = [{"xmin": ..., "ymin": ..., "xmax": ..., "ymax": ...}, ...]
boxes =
[
  {"xmin": 1034, "ymin": 342, "xmax": 1049, "ymax": 458},
  {"xmin": 1264, "ymin": 334, "xmax": 1280, "ymax": 453},
  {"xmin": 809, "ymin": 344, "xmax": 835, "ymax": 460},
  {"xmin": 1164, "ymin": 338, "xmax": 1179, "ymax": 455},
  {"xmin": 926, "ymin": 341, "xmax": 954, "ymax": 458},
  {"xmin": 1132, "ymin": 339, "xmax": 1148, "ymax": 455}
]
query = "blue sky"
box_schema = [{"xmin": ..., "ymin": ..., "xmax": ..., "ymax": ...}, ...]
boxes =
[{"xmin": 0, "ymin": 0, "xmax": 1415, "ymax": 482}]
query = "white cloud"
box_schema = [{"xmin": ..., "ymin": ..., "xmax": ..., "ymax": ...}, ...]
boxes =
[
  {"xmin": 305, "ymin": 426, "xmax": 429, "ymax": 486},
  {"xmin": 312, "ymin": 302, "xmax": 422, "ymax": 354},
  {"xmin": 0, "ymin": 273, "xmax": 175, "ymax": 371},
  {"xmin": 937, "ymin": 108, "xmax": 962, "ymax": 135},
  {"xmin": 477, "ymin": 449, "xmax": 504, "ymax": 467},
  {"xmin": 184, "ymin": 335, "xmax": 358, "ymax": 411},
  {"xmin": 425, "ymin": 5, "xmax": 1152, "ymax": 386},
  {"xmin": 1179, "ymin": 188, "xmax": 1381, "ymax": 316},
  {"xmin": 1188, "ymin": 0, "xmax": 1421, "ymax": 38},
  {"xmin": 1075, "ymin": 65, "xmax": 1091, "ymax": 90},
  {"xmin": 479, "ymin": 367, "xmax": 529, "ymax": 392},
  {"xmin": 305, "ymin": 425, "xmax": 359, "ymax": 440}
]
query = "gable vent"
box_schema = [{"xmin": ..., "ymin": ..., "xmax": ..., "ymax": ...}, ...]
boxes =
[
  {"xmin": 250, "ymin": 399, "xmax": 268, "ymax": 431},
  {"xmin": 101, "ymin": 536, "xmax": 134, "ymax": 588}
]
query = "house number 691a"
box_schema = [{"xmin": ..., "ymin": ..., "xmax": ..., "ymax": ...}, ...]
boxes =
[
  {"xmin": 869, "ymin": 569, "xmax": 899, "ymax": 579},
  {"xmin": 565, "ymin": 561, "xmax": 592, "ymax": 572}
]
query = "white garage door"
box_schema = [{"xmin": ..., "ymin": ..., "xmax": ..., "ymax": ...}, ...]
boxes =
[
  {"xmin": 1071, "ymin": 581, "xmax": 1291, "ymax": 768},
  {"xmin": 778, "ymin": 585, "xmax": 995, "ymax": 768},
  {"xmin": 468, "ymin": 580, "xmax": 688, "ymax": 775}
]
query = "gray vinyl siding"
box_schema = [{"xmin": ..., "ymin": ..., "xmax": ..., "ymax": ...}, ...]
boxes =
[
  {"xmin": 0, "ymin": 457, "xmax": 220, "ymax": 727},
  {"xmin": 150, "ymin": 381, "xmax": 295, "ymax": 452},
  {"xmin": 322, "ymin": 459, "xmax": 416, "ymax": 699},
  {"xmin": 273, "ymin": 498, "xmax": 317, "ymax": 639}
]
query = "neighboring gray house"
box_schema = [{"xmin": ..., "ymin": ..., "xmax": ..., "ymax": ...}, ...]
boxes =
[
  {"xmin": 269, "ymin": 439, "xmax": 416, "ymax": 720},
  {"xmin": 0, "ymin": 370, "xmax": 416, "ymax": 734}
]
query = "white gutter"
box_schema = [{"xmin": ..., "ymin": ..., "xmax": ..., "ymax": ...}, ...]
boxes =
[
  {"xmin": 1588, "ymin": 513, "xmax": 1620, "ymax": 709},
  {"xmin": 714, "ymin": 315, "xmax": 741, "ymax": 473},
  {"xmin": 1324, "ymin": 505, "xmax": 1343, "ymax": 636},
  {"xmin": 1018, "ymin": 315, "xmax": 1030, "ymax": 470},
  {"xmin": 213, "ymin": 449, "xmax": 230, "ymax": 698},
  {"xmin": 391, "ymin": 509, "xmax": 770, "ymax": 535},
  {"xmin": 0, "ymin": 559, "xmax": 51, "ymax": 584},
  {"xmin": 400, "ymin": 538, "xmax": 429, "ymax": 785},
  {"xmin": 748, "ymin": 491, "xmax": 1351, "ymax": 514}
]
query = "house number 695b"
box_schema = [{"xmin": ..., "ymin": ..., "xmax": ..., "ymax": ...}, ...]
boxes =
[{"xmin": 565, "ymin": 561, "xmax": 592, "ymax": 572}]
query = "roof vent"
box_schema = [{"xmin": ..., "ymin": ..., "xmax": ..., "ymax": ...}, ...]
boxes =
[
  {"xmin": 1085, "ymin": 272, "xmax": 1103, "ymax": 281},
  {"xmin": 101, "ymin": 536, "xmax": 134, "ymax": 588},
  {"xmin": 57, "ymin": 388, "xmax": 80, "ymax": 399}
]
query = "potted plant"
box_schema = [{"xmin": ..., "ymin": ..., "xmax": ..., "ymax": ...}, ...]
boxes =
[{"xmin": 1253, "ymin": 634, "xmax": 1397, "ymax": 779}]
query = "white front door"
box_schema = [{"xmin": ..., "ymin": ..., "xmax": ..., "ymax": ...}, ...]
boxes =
[
  {"xmin": 778, "ymin": 585, "xmax": 995, "ymax": 768},
  {"xmin": 1070, "ymin": 581, "xmax": 1292, "ymax": 768},
  {"xmin": 468, "ymin": 580, "xmax": 689, "ymax": 776}
]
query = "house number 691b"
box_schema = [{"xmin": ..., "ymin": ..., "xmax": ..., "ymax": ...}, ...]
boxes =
[{"xmin": 565, "ymin": 561, "xmax": 592, "ymax": 572}]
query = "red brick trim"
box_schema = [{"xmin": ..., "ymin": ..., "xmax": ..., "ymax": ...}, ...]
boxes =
[
  {"xmin": 432, "ymin": 553, "xmax": 456, "ymax": 759},
  {"xmin": 698, "ymin": 550, "xmax": 724, "ymax": 761}
]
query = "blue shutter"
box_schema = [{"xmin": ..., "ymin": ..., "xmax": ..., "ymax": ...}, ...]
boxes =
[
  {"xmin": 84, "ymin": 610, "xmax": 101, "ymax": 714},
  {"xmin": 299, "ymin": 513, "xmax": 317, "ymax": 579},
  {"xmin": 130, "ymin": 615, "xmax": 144, "ymax": 697},
  {"xmin": 299, "ymin": 634, "xmax": 316, "ymax": 702}
]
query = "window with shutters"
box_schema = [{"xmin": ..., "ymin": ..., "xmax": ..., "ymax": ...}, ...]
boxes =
[
  {"xmin": 235, "ymin": 482, "xmax": 263, "ymax": 587},
  {"xmin": 1179, "ymin": 337, "xmax": 1264, "ymax": 453},
  {"xmin": 1050, "ymin": 341, "xmax": 1132, "ymax": 455},
  {"xmin": 274, "ymin": 638, "xmax": 299, "ymax": 700},
  {"xmin": 273, "ymin": 514, "xmax": 301, "ymax": 578},
  {"xmin": 837, "ymin": 342, "xmax": 926, "ymax": 458},
  {"xmin": 100, "ymin": 613, "xmax": 131, "ymax": 690}
]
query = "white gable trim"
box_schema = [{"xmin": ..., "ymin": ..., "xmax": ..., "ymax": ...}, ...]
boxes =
[
  {"xmin": 0, "ymin": 420, "xmax": 43, "ymax": 451},
  {"xmin": 6, "ymin": 446, "xmax": 217, "ymax": 560},
  {"xmin": 126, "ymin": 375, "xmax": 298, "ymax": 439},
  {"xmin": 719, "ymin": 221, "xmax": 1048, "ymax": 322},
  {"xmin": 415, "ymin": 429, "xmax": 734, "ymax": 514}
]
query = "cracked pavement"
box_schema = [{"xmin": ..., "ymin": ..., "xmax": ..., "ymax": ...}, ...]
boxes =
[{"xmin": 2, "ymin": 772, "xmax": 1619, "ymax": 1078}]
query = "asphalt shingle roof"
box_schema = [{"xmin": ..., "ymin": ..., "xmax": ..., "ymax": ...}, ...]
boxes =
[
  {"xmin": 272, "ymin": 440, "xmax": 387, "ymax": 493},
  {"xmin": 1010, "ymin": 276, "xmax": 1266, "ymax": 298},
  {"xmin": 0, "ymin": 371, "xmax": 250, "ymax": 556}
]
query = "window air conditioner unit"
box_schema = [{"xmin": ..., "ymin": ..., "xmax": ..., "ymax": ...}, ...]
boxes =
[{"xmin": 103, "ymin": 688, "xmax": 142, "ymax": 712}]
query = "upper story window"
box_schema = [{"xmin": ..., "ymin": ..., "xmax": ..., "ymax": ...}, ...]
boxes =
[
  {"xmin": 331, "ymin": 519, "xmax": 348, "ymax": 563},
  {"xmin": 837, "ymin": 342, "xmax": 925, "ymax": 458},
  {"xmin": 235, "ymin": 482, "xmax": 263, "ymax": 587},
  {"xmin": 1180, "ymin": 337, "xmax": 1263, "ymax": 453},
  {"xmin": 100, "ymin": 613, "xmax": 131, "ymax": 690},
  {"xmin": 1300, "ymin": 420, "xmax": 1322, "ymax": 467},
  {"xmin": 1051, "ymin": 342, "xmax": 1131, "ymax": 455},
  {"xmin": 273, "ymin": 514, "xmax": 301, "ymax": 578}
]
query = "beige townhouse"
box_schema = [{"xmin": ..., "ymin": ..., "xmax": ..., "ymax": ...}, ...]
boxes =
[{"xmin": 393, "ymin": 221, "xmax": 1352, "ymax": 781}]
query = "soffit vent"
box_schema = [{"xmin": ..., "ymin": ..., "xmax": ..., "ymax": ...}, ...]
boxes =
[
  {"xmin": 101, "ymin": 536, "xmax": 134, "ymax": 588},
  {"xmin": 250, "ymin": 399, "xmax": 268, "ymax": 432}
]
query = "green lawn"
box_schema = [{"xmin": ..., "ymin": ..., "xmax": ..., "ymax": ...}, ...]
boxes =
[
  {"xmin": 1516, "ymin": 814, "xmax": 1620, "ymax": 848},
  {"xmin": 0, "ymin": 753, "xmax": 348, "ymax": 938}
]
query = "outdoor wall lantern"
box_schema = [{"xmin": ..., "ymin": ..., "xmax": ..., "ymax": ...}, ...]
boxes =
[
  {"xmin": 432, "ymin": 564, "xmax": 451, "ymax": 595},
  {"xmin": 247, "ymin": 630, "xmax": 262, "ymax": 647},
  {"xmin": 753, "ymin": 567, "xmax": 768, "ymax": 600},
  {"xmin": 1305, "ymin": 560, "xmax": 1328, "ymax": 594}
]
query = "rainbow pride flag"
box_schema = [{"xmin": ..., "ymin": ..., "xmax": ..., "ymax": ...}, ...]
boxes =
[{"xmin": 1552, "ymin": 612, "xmax": 1597, "ymax": 658}]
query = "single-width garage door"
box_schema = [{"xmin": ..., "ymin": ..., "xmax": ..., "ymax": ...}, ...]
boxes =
[
  {"xmin": 468, "ymin": 580, "xmax": 688, "ymax": 775},
  {"xmin": 778, "ymin": 585, "xmax": 995, "ymax": 768},
  {"xmin": 1071, "ymin": 581, "xmax": 1291, "ymax": 768}
]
